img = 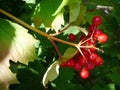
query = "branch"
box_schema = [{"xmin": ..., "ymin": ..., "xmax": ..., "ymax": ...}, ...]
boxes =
[{"xmin": 0, "ymin": 9, "xmax": 77, "ymax": 47}]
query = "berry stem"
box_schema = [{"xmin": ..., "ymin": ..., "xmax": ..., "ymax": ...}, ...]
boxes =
[
  {"xmin": 49, "ymin": 39, "xmax": 62, "ymax": 58},
  {"xmin": 90, "ymin": 26, "xmax": 97, "ymax": 38},
  {"xmin": 80, "ymin": 45, "xmax": 94, "ymax": 48},
  {"xmin": 0, "ymin": 9, "xmax": 77, "ymax": 47},
  {"xmin": 80, "ymin": 38, "xmax": 91, "ymax": 45},
  {"xmin": 80, "ymin": 45, "xmax": 104, "ymax": 53},
  {"xmin": 50, "ymin": 24, "xmax": 72, "ymax": 36},
  {"xmin": 75, "ymin": 45, "xmax": 86, "ymax": 59}
]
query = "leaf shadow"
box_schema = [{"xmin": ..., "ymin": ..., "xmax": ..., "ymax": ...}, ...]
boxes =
[{"xmin": 0, "ymin": 18, "xmax": 15, "ymax": 62}]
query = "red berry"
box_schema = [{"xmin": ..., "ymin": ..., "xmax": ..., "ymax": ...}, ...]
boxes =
[
  {"xmin": 68, "ymin": 33, "xmax": 76, "ymax": 41},
  {"xmin": 90, "ymin": 48, "xmax": 96, "ymax": 52},
  {"xmin": 73, "ymin": 62, "xmax": 82, "ymax": 71},
  {"xmin": 94, "ymin": 56, "xmax": 104, "ymax": 66},
  {"xmin": 92, "ymin": 16, "xmax": 102, "ymax": 27},
  {"xmin": 87, "ymin": 39, "xmax": 96, "ymax": 46},
  {"xmin": 82, "ymin": 49, "xmax": 90, "ymax": 57},
  {"xmin": 89, "ymin": 53, "xmax": 98, "ymax": 62},
  {"xmin": 80, "ymin": 68, "xmax": 90, "ymax": 79},
  {"xmin": 89, "ymin": 24, "xmax": 95, "ymax": 32},
  {"xmin": 66, "ymin": 59, "xmax": 75, "ymax": 67},
  {"xmin": 60, "ymin": 62, "xmax": 67, "ymax": 67},
  {"xmin": 97, "ymin": 33, "xmax": 108, "ymax": 43},
  {"xmin": 79, "ymin": 56, "xmax": 87, "ymax": 66},
  {"xmin": 94, "ymin": 29, "xmax": 103, "ymax": 39},
  {"xmin": 85, "ymin": 63, "xmax": 94, "ymax": 70}
]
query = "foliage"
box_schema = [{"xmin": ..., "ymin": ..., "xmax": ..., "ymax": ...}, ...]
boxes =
[{"xmin": 0, "ymin": 0, "xmax": 120, "ymax": 90}]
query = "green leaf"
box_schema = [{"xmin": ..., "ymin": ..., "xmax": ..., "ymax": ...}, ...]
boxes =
[
  {"xmin": 69, "ymin": 84, "xmax": 84, "ymax": 90},
  {"xmin": 9, "ymin": 60, "xmax": 45, "ymax": 90},
  {"xmin": 92, "ymin": 83, "xmax": 116, "ymax": 90},
  {"xmin": 9, "ymin": 60, "xmax": 26, "ymax": 73},
  {"xmin": 69, "ymin": 0, "xmax": 81, "ymax": 23},
  {"xmin": 0, "ymin": 18, "xmax": 38, "ymax": 89},
  {"xmin": 52, "ymin": 67, "xmax": 74, "ymax": 90},
  {"xmin": 32, "ymin": 0, "xmax": 62, "ymax": 27},
  {"xmin": 33, "ymin": 0, "xmax": 81, "ymax": 31},
  {"xmin": 107, "ymin": 67, "xmax": 120, "ymax": 87},
  {"xmin": 63, "ymin": 25, "xmax": 88, "ymax": 36},
  {"xmin": 53, "ymin": 0, "xmax": 81, "ymax": 23},
  {"xmin": 92, "ymin": 85, "xmax": 103, "ymax": 90},
  {"xmin": 42, "ymin": 61, "xmax": 60, "ymax": 87},
  {"xmin": 104, "ymin": 83, "xmax": 116, "ymax": 90}
]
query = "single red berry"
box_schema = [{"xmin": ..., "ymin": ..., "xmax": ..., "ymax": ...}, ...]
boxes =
[
  {"xmin": 66, "ymin": 58, "xmax": 75, "ymax": 67},
  {"xmin": 85, "ymin": 63, "xmax": 94, "ymax": 70},
  {"xmin": 79, "ymin": 56, "xmax": 87, "ymax": 66},
  {"xmin": 68, "ymin": 33, "xmax": 76, "ymax": 41},
  {"xmin": 89, "ymin": 24, "xmax": 95, "ymax": 32},
  {"xmin": 94, "ymin": 29, "xmax": 103, "ymax": 39},
  {"xmin": 89, "ymin": 53, "xmax": 98, "ymax": 62},
  {"xmin": 88, "ymin": 24, "xmax": 96, "ymax": 37},
  {"xmin": 73, "ymin": 62, "xmax": 82, "ymax": 71},
  {"xmin": 82, "ymin": 49, "xmax": 90, "ymax": 57},
  {"xmin": 60, "ymin": 62, "xmax": 67, "ymax": 67},
  {"xmin": 80, "ymin": 68, "xmax": 90, "ymax": 79},
  {"xmin": 92, "ymin": 16, "xmax": 102, "ymax": 27},
  {"xmin": 94, "ymin": 56, "xmax": 104, "ymax": 66},
  {"xmin": 87, "ymin": 39, "xmax": 96, "ymax": 46},
  {"xmin": 97, "ymin": 33, "xmax": 108, "ymax": 43}
]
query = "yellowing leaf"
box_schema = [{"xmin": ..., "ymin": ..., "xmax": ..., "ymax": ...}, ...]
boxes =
[
  {"xmin": 59, "ymin": 47, "xmax": 78, "ymax": 63},
  {"xmin": 0, "ymin": 18, "xmax": 38, "ymax": 90},
  {"xmin": 42, "ymin": 61, "xmax": 60, "ymax": 87}
]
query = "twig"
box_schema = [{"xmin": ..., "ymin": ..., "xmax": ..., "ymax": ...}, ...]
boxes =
[{"xmin": 50, "ymin": 24, "xmax": 71, "ymax": 36}]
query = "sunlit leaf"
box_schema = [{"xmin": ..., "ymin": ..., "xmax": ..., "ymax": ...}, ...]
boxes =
[
  {"xmin": 42, "ymin": 61, "xmax": 60, "ymax": 87},
  {"xmin": 104, "ymin": 83, "xmax": 115, "ymax": 90},
  {"xmin": 0, "ymin": 18, "xmax": 38, "ymax": 89},
  {"xmin": 64, "ymin": 25, "xmax": 88, "ymax": 36},
  {"xmin": 51, "ymin": 12, "xmax": 64, "ymax": 33},
  {"xmin": 22, "ymin": 0, "xmax": 36, "ymax": 4}
]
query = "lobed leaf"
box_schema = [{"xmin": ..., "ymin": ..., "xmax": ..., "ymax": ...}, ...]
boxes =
[{"xmin": 0, "ymin": 18, "xmax": 38, "ymax": 90}]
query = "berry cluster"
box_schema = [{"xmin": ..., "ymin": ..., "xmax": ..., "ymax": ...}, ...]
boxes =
[{"xmin": 61, "ymin": 16, "xmax": 108, "ymax": 79}]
